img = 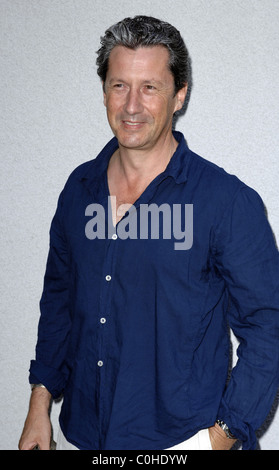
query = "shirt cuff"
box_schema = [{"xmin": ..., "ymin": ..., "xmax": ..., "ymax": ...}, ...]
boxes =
[
  {"xmin": 217, "ymin": 400, "xmax": 258, "ymax": 450},
  {"xmin": 29, "ymin": 359, "xmax": 67, "ymax": 399}
]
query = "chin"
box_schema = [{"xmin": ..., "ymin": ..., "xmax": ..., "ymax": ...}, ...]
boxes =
[{"xmin": 115, "ymin": 133, "xmax": 150, "ymax": 150}]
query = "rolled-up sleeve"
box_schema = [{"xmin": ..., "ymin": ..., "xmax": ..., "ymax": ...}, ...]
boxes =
[
  {"xmin": 29, "ymin": 189, "xmax": 72, "ymax": 399},
  {"xmin": 214, "ymin": 186, "xmax": 279, "ymax": 449}
]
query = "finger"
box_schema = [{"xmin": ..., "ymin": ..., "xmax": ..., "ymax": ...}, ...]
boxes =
[
  {"xmin": 19, "ymin": 440, "xmax": 39, "ymax": 450},
  {"xmin": 37, "ymin": 440, "xmax": 51, "ymax": 450}
]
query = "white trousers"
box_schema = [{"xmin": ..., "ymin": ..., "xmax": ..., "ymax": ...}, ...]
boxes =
[{"xmin": 56, "ymin": 426, "xmax": 212, "ymax": 450}]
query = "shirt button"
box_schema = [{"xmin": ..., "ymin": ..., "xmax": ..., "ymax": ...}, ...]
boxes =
[
  {"xmin": 97, "ymin": 360, "xmax": 103, "ymax": 367},
  {"xmin": 100, "ymin": 317, "xmax": 106, "ymax": 324},
  {"xmin": 112, "ymin": 233, "xmax": 117, "ymax": 240},
  {"xmin": 105, "ymin": 275, "xmax": 111, "ymax": 281}
]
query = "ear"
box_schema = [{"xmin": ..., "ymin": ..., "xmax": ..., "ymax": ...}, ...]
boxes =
[
  {"xmin": 174, "ymin": 84, "xmax": 188, "ymax": 113},
  {"xmin": 102, "ymin": 81, "xmax": 107, "ymax": 107}
]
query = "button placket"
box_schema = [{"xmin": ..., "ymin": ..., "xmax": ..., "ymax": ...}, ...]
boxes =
[
  {"xmin": 97, "ymin": 232, "xmax": 119, "ymax": 380},
  {"xmin": 97, "ymin": 233, "xmax": 119, "ymax": 441}
]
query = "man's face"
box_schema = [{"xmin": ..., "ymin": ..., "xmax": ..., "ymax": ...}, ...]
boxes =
[{"xmin": 103, "ymin": 45, "xmax": 187, "ymax": 152}]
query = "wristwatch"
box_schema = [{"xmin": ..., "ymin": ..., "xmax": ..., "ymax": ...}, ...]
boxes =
[
  {"xmin": 216, "ymin": 420, "xmax": 236, "ymax": 439},
  {"xmin": 30, "ymin": 383, "xmax": 46, "ymax": 391}
]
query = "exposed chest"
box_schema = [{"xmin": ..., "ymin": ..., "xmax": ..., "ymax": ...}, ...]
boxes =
[{"xmin": 108, "ymin": 177, "xmax": 152, "ymax": 225}]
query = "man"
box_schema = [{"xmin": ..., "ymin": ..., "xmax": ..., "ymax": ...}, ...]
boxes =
[{"xmin": 19, "ymin": 16, "xmax": 279, "ymax": 451}]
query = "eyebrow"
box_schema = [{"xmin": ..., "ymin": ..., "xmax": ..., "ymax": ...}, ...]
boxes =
[
  {"xmin": 142, "ymin": 79, "xmax": 166, "ymax": 87},
  {"xmin": 107, "ymin": 78, "xmax": 167, "ymax": 88}
]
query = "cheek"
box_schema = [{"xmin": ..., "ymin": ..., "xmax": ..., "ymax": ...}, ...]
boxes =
[
  {"xmin": 146, "ymin": 93, "xmax": 175, "ymax": 114},
  {"xmin": 105, "ymin": 96, "xmax": 124, "ymax": 115},
  {"xmin": 147, "ymin": 103, "xmax": 173, "ymax": 126}
]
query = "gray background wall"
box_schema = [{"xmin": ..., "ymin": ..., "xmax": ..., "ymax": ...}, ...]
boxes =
[{"xmin": 1, "ymin": 0, "xmax": 278, "ymax": 450}]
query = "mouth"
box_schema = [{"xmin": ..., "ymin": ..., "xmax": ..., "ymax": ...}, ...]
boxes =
[{"xmin": 122, "ymin": 120, "xmax": 145, "ymax": 129}]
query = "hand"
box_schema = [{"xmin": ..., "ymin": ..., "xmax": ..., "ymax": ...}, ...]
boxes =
[
  {"xmin": 208, "ymin": 423, "xmax": 237, "ymax": 450},
  {"xmin": 19, "ymin": 410, "xmax": 51, "ymax": 450},
  {"xmin": 19, "ymin": 387, "xmax": 52, "ymax": 450}
]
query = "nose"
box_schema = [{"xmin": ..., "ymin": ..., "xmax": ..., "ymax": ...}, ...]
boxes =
[{"xmin": 124, "ymin": 87, "xmax": 144, "ymax": 116}]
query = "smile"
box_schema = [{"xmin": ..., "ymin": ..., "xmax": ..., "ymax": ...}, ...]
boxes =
[{"xmin": 122, "ymin": 121, "xmax": 145, "ymax": 128}]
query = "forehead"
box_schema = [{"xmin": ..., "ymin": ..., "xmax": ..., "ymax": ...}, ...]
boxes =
[{"xmin": 107, "ymin": 45, "xmax": 172, "ymax": 80}]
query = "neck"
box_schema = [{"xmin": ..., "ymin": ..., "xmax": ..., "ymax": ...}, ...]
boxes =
[{"xmin": 113, "ymin": 132, "xmax": 178, "ymax": 186}]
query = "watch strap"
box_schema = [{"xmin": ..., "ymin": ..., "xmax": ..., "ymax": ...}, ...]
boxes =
[
  {"xmin": 216, "ymin": 420, "xmax": 236, "ymax": 439},
  {"xmin": 30, "ymin": 383, "xmax": 46, "ymax": 391}
]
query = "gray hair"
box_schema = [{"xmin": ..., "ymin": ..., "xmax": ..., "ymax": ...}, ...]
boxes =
[{"xmin": 96, "ymin": 16, "xmax": 191, "ymax": 95}]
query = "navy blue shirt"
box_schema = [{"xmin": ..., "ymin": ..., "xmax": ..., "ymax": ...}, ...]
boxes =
[{"xmin": 29, "ymin": 131, "xmax": 279, "ymax": 450}]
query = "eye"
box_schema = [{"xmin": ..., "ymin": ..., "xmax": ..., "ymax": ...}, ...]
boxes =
[
  {"xmin": 145, "ymin": 85, "xmax": 156, "ymax": 91},
  {"xmin": 110, "ymin": 83, "xmax": 128, "ymax": 94}
]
